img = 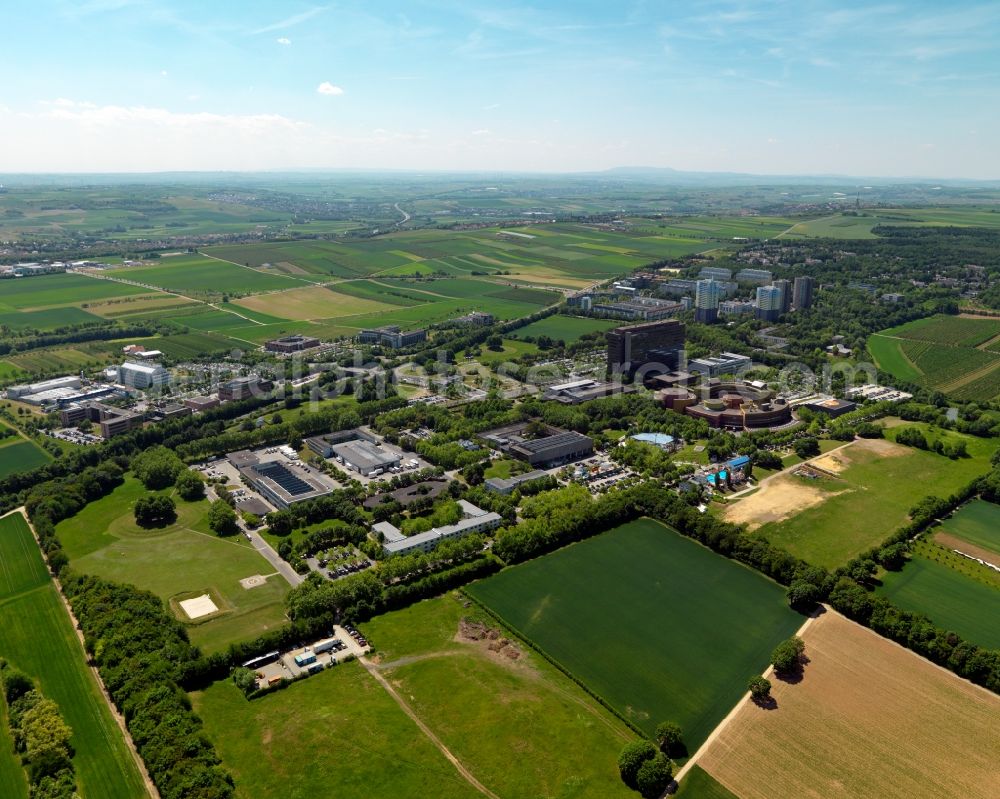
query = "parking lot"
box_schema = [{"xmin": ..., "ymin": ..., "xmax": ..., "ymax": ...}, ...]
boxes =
[{"xmin": 48, "ymin": 427, "xmax": 102, "ymax": 446}]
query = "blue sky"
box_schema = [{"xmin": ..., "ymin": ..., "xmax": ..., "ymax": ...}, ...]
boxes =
[{"xmin": 2, "ymin": 0, "xmax": 998, "ymax": 176}]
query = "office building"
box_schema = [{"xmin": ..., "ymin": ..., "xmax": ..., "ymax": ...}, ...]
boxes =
[
  {"xmin": 452, "ymin": 311, "xmax": 495, "ymax": 326},
  {"xmin": 379, "ymin": 500, "xmax": 502, "ymax": 557},
  {"xmin": 358, "ymin": 325, "xmax": 427, "ymax": 348},
  {"xmin": 265, "ymin": 335, "xmax": 321, "ymax": 354},
  {"xmin": 482, "ymin": 422, "xmax": 594, "ymax": 468},
  {"xmin": 606, "ymin": 319, "xmax": 686, "ymax": 378},
  {"xmin": 793, "ymin": 276, "xmax": 815, "ymax": 310},
  {"xmin": 694, "ymin": 279, "xmax": 722, "ymax": 323},
  {"xmin": 736, "ymin": 268, "xmax": 773, "ymax": 285},
  {"xmin": 218, "ymin": 376, "xmax": 274, "ymax": 401},
  {"xmin": 688, "ymin": 352, "xmax": 753, "ymax": 378},
  {"xmin": 118, "ymin": 361, "xmax": 169, "ymax": 390},
  {"xmin": 6, "ymin": 375, "xmax": 82, "ymax": 399},
  {"xmin": 719, "ymin": 299, "xmax": 755, "ymax": 316},
  {"xmin": 591, "ymin": 297, "xmax": 683, "ymax": 321},
  {"xmin": 699, "ymin": 266, "xmax": 732, "ymax": 281},
  {"xmin": 755, "ymin": 286, "xmax": 783, "ymax": 322}
]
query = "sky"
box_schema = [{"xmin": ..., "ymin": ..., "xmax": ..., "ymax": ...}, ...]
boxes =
[{"xmin": 1, "ymin": 0, "xmax": 998, "ymax": 177}]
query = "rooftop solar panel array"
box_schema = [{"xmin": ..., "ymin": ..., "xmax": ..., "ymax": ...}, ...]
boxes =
[{"xmin": 254, "ymin": 461, "xmax": 313, "ymax": 496}]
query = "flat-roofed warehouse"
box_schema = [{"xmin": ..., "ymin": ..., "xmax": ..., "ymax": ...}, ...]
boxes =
[
  {"xmin": 483, "ymin": 422, "xmax": 593, "ymax": 468},
  {"xmin": 306, "ymin": 431, "xmax": 403, "ymax": 476},
  {"xmin": 228, "ymin": 450, "xmax": 334, "ymax": 509}
]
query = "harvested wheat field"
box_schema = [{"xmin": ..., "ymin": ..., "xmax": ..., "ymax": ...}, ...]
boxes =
[{"xmin": 698, "ymin": 610, "xmax": 1000, "ymax": 799}]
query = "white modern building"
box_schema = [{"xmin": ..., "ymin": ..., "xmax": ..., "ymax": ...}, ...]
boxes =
[
  {"xmin": 694, "ymin": 279, "xmax": 723, "ymax": 323},
  {"xmin": 378, "ymin": 499, "xmax": 502, "ymax": 557},
  {"xmin": 755, "ymin": 285, "xmax": 783, "ymax": 322},
  {"xmin": 118, "ymin": 361, "xmax": 170, "ymax": 390}
]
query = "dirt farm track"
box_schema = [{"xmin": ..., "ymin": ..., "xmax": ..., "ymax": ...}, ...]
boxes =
[{"xmin": 697, "ymin": 610, "xmax": 1000, "ymax": 799}]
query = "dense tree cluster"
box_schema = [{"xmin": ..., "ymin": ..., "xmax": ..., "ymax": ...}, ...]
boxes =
[
  {"xmin": 131, "ymin": 445, "xmax": 185, "ymax": 490},
  {"xmin": 616, "ymin": 739, "xmax": 672, "ymax": 798},
  {"xmin": 134, "ymin": 494, "xmax": 177, "ymax": 527},
  {"xmin": 61, "ymin": 573, "xmax": 234, "ymax": 799},
  {"xmin": 0, "ymin": 663, "xmax": 77, "ymax": 799}
]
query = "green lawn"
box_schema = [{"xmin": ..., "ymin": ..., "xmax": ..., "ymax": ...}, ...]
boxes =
[
  {"xmin": 467, "ymin": 519, "xmax": 803, "ymax": 747},
  {"xmin": 939, "ymin": 499, "xmax": 1000, "ymax": 557},
  {"xmin": 56, "ymin": 477, "xmax": 289, "ymax": 653},
  {"xmin": 0, "ymin": 438, "xmax": 53, "ymax": 479},
  {"xmin": 0, "ymin": 513, "xmax": 149, "ymax": 798},
  {"xmin": 878, "ymin": 553, "xmax": 1000, "ymax": 649},
  {"xmin": 360, "ymin": 596, "xmax": 636, "ymax": 799},
  {"xmin": 511, "ymin": 314, "xmax": 619, "ymax": 342},
  {"xmin": 755, "ymin": 433, "xmax": 997, "ymax": 569},
  {"xmin": 191, "ymin": 662, "xmax": 482, "ymax": 799}
]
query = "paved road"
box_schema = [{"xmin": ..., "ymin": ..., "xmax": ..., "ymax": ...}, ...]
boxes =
[
  {"xmin": 245, "ymin": 528, "xmax": 304, "ymax": 586},
  {"xmin": 205, "ymin": 487, "xmax": 303, "ymax": 587}
]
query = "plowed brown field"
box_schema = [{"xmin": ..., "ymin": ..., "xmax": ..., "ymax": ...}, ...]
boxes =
[{"xmin": 698, "ymin": 610, "xmax": 1000, "ymax": 799}]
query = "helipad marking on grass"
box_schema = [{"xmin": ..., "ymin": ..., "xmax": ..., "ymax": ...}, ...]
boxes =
[
  {"xmin": 240, "ymin": 574, "xmax": 266, "ymax": 589},
  {"xmin": 179, "ymin": 594, "xmax": 218, "ymax": 619}
]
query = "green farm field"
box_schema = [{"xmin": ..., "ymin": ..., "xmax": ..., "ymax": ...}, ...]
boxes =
[
  {"xmin": 0, "ymin": 438, "xmax": 52, "ymax": 479},
  {"xmin": 780, "ymin": 207, "xmax": 1000, "ymax": 239},
  {"xmin": 0, "ymin": 306, "xmax": 103, "ymax": 331},
  {"xmin": 0, "ymin": 512, "xmax": 150, "ymax": 798},
  {"xmin": 510, "ymin": 314, "xmax": 619, "ymax": 342},
  {"xmin": 109, "ymin": 255, "xmax": 308, "ymax": 296},
  {"xmin": 192, "ymin": 662, "xmax": 483, "ymax": 799},
  {"xmin": 467, "ymin": 518, "xmax": 803, "ymax": 747},
  {"xmin": 938, "ymin": 499, "xmax": 1000, "ymax": 557},
  {"xmin": 359, "ymin": 596, "xmax": 636, "ymax": 799},
  {"xmin": 732, "ymin": 433, "xmax": 997, "ymax": 569},
  {"xmin": 0, "ymin": 274, "xmax": 147, "ymax": 311},
  {"xmin": 878, "ymin": 550, "xmax": 1000, "ymax": 648},
  {"xmin": 868, "ymin": 315, "xmax": 1000, "ymax": 400},
  {"xmin": 56, "ymin": 477, "xmax": 289, "ymax": 653}
]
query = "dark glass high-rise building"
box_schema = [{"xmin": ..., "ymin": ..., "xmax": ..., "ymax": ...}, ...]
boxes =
[
  {"xmin": 793, "ymin": 276, "xmax": 815, "ymax": 310},
  {"xmin": 607, "ymin": 319, "xmax": 686, "ymax": 378}
]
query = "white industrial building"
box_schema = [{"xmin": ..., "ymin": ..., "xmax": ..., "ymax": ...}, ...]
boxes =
[{"xmin": 377, "ymin": 500, "xmax": 501, "ymax": 557}]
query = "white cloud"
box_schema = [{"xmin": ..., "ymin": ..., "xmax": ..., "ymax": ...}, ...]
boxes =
[
  {"xmin": 471, "ymin": 129, "xmax": 490, "ymax": 136},
  {"xmin": 276, "ymin": 37, "xmax": 291, "ymax": 45},
  {"xmin": 160, "ymin": 69, "xmax": 168, "ymax": 77},
  {"xmin": 317, "ymin": 82, "xmax": 344, "ymax": 96}
]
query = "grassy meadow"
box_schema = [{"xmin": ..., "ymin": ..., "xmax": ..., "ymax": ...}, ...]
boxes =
[
  {"xmin": 191, "ymin": 661, "xmax": 483, "ymax": 799},
  {"xmin": 56, "ymin": 477, "xmax": 289, "ymax": 653},
  {"xmin": 738, "ymin": 433, "xmax": 996, "ymax": 569},
  {"xmin": 938, "ymin": 499, "xmax": 1000, "ymax": 557},
  {"xmin": 359, "ymin": 596, "xmax": 637, "ymax": 799}
]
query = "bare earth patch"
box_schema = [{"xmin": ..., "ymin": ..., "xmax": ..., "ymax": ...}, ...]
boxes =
[
  {"xmin": 810, "ymin": 451, "xmax": 848, "ymax": 474},
  {"xmin": 852, "ymin": 437, "xmax": 909, "ymax": 458},
  {"xmin": 723, "ymin": 475, "xmax": 844, "ymax": 530},
  {"xmin": 698, "ymin": 610, "xmax": 1000, "ymax": 799}
]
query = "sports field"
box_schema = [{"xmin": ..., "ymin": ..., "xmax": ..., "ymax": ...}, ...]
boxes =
[
  {"xmin": 0, "ymin": 512, "xmax": 150, "ymax": 798},
  {"xmin": 0, "ymin": 437, "xmax": 52, "ymax": 478},
  {"xmin": 467, "ymin": 518, "xmax": 803, "ymax": 747},
  {"xmin": 877, "ymin": 552, "xmax": 1000, "ymax": 648},
  {"xmin": 192, "ymin": 661, "xmax": 482, "ymax": 799},
  {"xmin": 868, "ymin": 314, "xmax": 1000, "ymax": 400},
  {"xmin": 729, "ymin": 435, "xmax": 997, "ymax": 569},
  {"xmin": 56, "ymin": 477, "xmax": 289, "ymax": 653},
  {"xmin": 698, "ymin": 611, "xmax": 1000, "ymax": 799},
  {"xmin": 359, "ymin": 596, "xmax": 636, "ymax": 799},
  {"xmin": 511, "ymin": 314, "xmax": 619, "ymax": 342},
  {"xmin": 937, "ymin": 499, "xmax": 1000, "ymax": 558}
]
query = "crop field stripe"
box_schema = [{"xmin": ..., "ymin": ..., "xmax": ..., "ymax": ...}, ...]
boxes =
[
  {"xmin": 0, "ymin": 513, "xmax": 150, "ymax": 798},
  {"xmin": 939, "ymin": 499, "xmax": 1000, "ymax": 556}
]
